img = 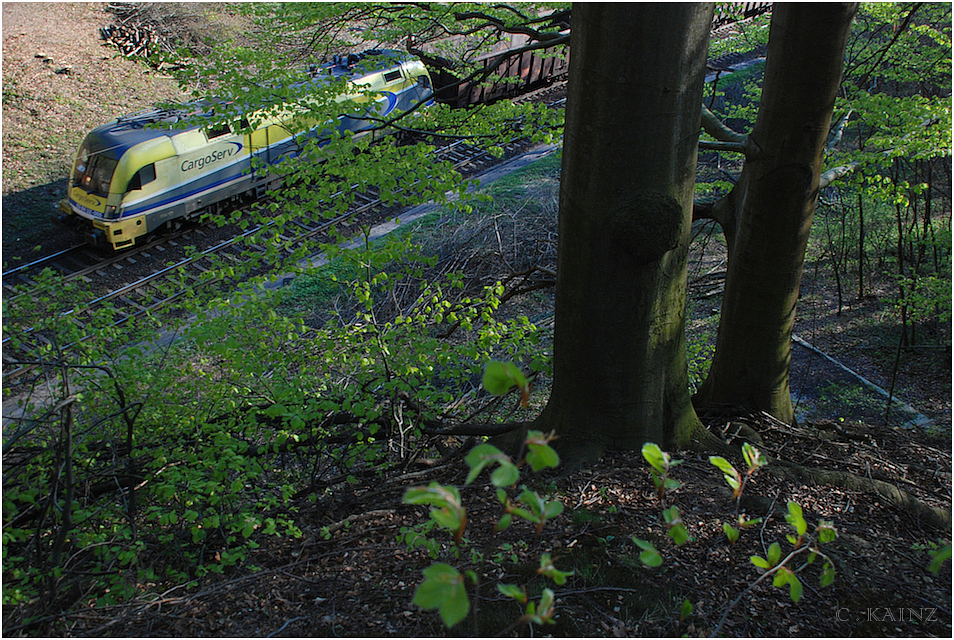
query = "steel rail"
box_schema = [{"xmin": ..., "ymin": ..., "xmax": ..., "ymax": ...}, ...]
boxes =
[{"xmin": 1, "ymin": 140, "xmax": 526, "ymax": 382}]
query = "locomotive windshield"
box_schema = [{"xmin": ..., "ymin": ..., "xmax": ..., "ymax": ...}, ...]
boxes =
[{"xmin": 73, "ymin": 144, "xmax": 118, "ymax": 198}]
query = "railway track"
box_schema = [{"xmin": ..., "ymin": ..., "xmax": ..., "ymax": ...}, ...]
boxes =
[
  {"xmin": 1, "ymin": 134, "xmax": 537, "ymax": 382},
  {"xmin": 3, "ymin": 34, "xmax": 769, "ymax": 381},
  {"xmin": 2, "ymin": 33, "xmax": 760, "ymax": 300}
]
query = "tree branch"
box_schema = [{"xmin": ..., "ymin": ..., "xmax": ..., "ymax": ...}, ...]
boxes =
[
  {"xmin": 699, "ymin": 139, "xmax": 747, "ymax": 153},
  {"xmin": 701, "ymin": 103, "xmax": 747, "ymax": 146},
  {"xmin": 847, "ymin": 3, "xmax": 924, "ymax": 90},
  {"xmin": 452, "ymin": 7, "xmax": 569, "ymax": 41},
  {"xmin": 818, "ymin": 164, "xmax": 858, "ymax": 189},
  {"xmin": 827, "ymin": 109, "xmax": 854, "ymax": 151}
]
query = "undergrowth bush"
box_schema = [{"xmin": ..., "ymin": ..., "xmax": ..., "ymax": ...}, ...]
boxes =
[{"xmin": 2, "ymin": 226, "xmax": 550, "ymax": 627}]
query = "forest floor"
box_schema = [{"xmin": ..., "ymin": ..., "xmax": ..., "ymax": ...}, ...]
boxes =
[{"xmin": 2, "ymin": 3, "xmax": 951, "ymax": 637}]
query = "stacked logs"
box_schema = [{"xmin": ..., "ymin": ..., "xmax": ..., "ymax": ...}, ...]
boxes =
[
  {"xmin": 100, "ymin": 3, "xmax": 184, "ymax": 68},
  {"xmin": 100, "ymin": 22, "xmax": 160, "ymax": 58}
]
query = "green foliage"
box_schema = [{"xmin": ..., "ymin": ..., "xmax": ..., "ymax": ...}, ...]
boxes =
[
  {"xmin": 641, "ymin": 442, "xmax": 682, "ymax": 503},
  {"xmin": 4, "ymin": 68, "xmax": 560, "ymax": 620},
  {"xmin": 748, "ymin": 502, "xmax": 837, "ymax": 604},
  {"xmin": 662, "ymin": 506, "xmax": 689, "ymax": 545},
  {"xmin": 465, "ymin": 443, "xmax": 520, "ymax": 487},
  {"xmin": 404, "ymin": 484, "xmax": 467, "ymax": 543},
  {"xmin": 680, "ymin": 597, "xmax": 694, "ymax": 622},
  {"xmin": 634, "ymin": 444, "xmax": 690, "ymax": 568},
  {"xmin": 709, "ymin": 443, "xmax": 767, "ymax": 543},
  {"xmin": 413, "ymin": 563, "xmax": 470, "ymax": 628},
  {"xmin": 636, "ymin": 443, "xmax": 836, "ymax": 625},
  {"xmin": 404, "ymin": 429, "xmax": 568, "ymax": 631},
  {"xmin": 913, "ymin": 539, "xmax": 952, "ymax": 575},
  {"xmin": 632, "ymin": 537, "xmax": 664, "ymax": 568},
  {"xmin": 708, "ymin": 10, "xmax": 771, "ymax": 61},
  {"xmin": 505, "ymin": 486, "xmax": 565, "ymax": 537},
  {"xmin": 926, "ymin": 543, "xmax": 952, "ymax": 575},
  {"xmin": 702, "ymin": 59, "xmax": 765, "ymax": 137},
  {"xmin": 709, "ymin": 455, "xmax": 743, "ymax": 496},
  {"xmin": 482, "ymin": 360, "xmax": 528, "ymax": 395},
  {"xmin": 7, "ymin": 2, "xmax": 947, "ymax": 630},
  {"xmin": 812, "ymin": 3, "xmax": 952, "ymax": 336},
  {"xmin": 751, "ymin": 541, "xmax": 783, "ymax": 569}
]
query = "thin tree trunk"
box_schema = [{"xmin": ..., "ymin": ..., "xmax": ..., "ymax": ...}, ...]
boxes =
[
  {"xmin": 694, "ymin": 3, "xmax": 858, "ymax": 424},
  {"xmin": 894, "ymin": 159, "xmax": 910, "ymax": 347},
  {"xmin": 857, "ymin": 190, "xmax": 866, "ymax": 299}
]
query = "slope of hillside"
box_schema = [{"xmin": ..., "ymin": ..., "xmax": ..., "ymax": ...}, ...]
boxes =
[{"xmin": 1, "ymin": 2, "xmax": 213, "ymax": 262}]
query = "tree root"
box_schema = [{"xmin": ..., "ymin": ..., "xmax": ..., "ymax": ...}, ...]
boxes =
[
  {"xmin": 766, "ymin": 459, "xmax": 951, "ymax": 532},
  {"xmin": 688, "ymin": 425, "xmax": 737, "ymax": 457}
]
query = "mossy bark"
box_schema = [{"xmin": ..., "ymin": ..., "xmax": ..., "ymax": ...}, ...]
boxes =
[{"xmin": 538, "ymin": 3, "xmax": 715, "ymax": 462}]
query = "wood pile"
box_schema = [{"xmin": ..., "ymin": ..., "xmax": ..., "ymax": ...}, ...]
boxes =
[
  {"xmin": 99, "ymin": 2, "xmax": 182, "ymax": 68},
  {"xmin": 100, "ymin": 22, "xmax": 160, "ymax": 58}
]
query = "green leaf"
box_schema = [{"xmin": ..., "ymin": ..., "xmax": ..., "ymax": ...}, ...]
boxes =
[
  {"xmin": 519, "ymin": 487, "xmax": 547, "ymax": 518},
  {"xmin": 540, "ymin": 499, "xmax": 563, "ymax": 520},
  {"xmin": 773, "ymin": 566, "xmax": 791, "ymax": 588},
  {"xmin": 640, "ymin": 548, "xmax": 663, "ymax": 567},
  {"xmin": 465, "ymin": 442, "xmax": 518, "ymax": 486},
  {"xmin": 927, "ymin": 543, "xmax": 952, "ymax": 575},
  {"xmin": 742, "ymin": 442, "xmax": 766, "ymax": 472},
  {"xmin": 723, "ymin": 522, "xmax": 740, "ymax": 544},
  {"xmin": 403, "ymin": 483, "xmax": 461, "ymax": 508},
  {"xmin": 773, "ymin": 567, "xmax": 802, "ymax": 603},
  {"xmin": 402, "ymin": 483, "xmax": 466, "ymax": 539},
  {"xmin": 538, "ymin": 553, "xmax": 573, "ymax": 585},
  {"xmin": 767, "ymin": 541, "xmax": 781, "ymax": 566},
  {"xmin": 431, "ymin": 508, "xmax": 464, "ymax": 533},
  {"xmin": 497, "ymin": 583, "xmax": 527, "ymax": 603},
  {"xmin": 750, "ymin": 555, "xmax": 771, "ymax": 569},
  {"xmin": 525, "ymin": 434, "xmax": 560, "ymax": 472},
  {"xmin": 708, "ymin": 456, "xmax": 741, "ymax": 492},
  {"xmin": 413, "ymin": 563, "xmax": 469, "ymax": 628},
  {"xmin": 495, "ymin": 513, "xmax": 512, "ymax": 532},
  {"xmin": 786, "ymin": 501, "xmax": 807, "ymax": 536},
  {"xmin": 642, "ymin": 442, "xmax": 668, "ymax": 473},
  {"xmin": 708, "ymin": 455, "xmax": 736, "ymax": 476},
  {"xmin": 491, "ymin": 463, "xmax": 520, "ymax": 488},
  {"xmin": 509, "ymin": 506, "xmax": 537, "ymax": 523},
  {"xmin": 634, "ymin": 538, "xmax": 663, "ymax": 567},
  {"xmin": 482, "ymin": 360, "xmax": 528, "ymax": 396},
  {"xmin": 816, "ymin": 520, "xmax": 838, "ymax": 544},
  {"xmin": 820, "ymin": 561, "xmax": 836, "ymax": 587},
  {"xmin": 536, "ymin": 588, "xmax": 556, "ymax": 623},
  {"xmin": 668, "ymin": 524, "xmax": 690, "ymax": 546},
  {"xmin": 465, "ymin": 443, "xmax": 515, "ymax": 485},
  {"xmin": 680, "ymin": 598, "xmax": 693, "ymax": 622}
]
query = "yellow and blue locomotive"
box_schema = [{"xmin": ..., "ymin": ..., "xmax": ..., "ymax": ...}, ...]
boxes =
[{"xmin": 55, "ymin": 50, "xmax": 433, "ymax": 250}]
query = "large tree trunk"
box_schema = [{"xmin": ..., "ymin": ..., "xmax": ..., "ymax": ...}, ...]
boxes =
[
  {"xmin": 694, "ymin": 3, "xmax": 858, "ymax": 423},
  {"xmin": 538, "ymin": 3, "xmax": 714, "ymax": 461}
]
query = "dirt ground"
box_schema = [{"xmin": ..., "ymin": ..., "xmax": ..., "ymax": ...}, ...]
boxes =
[
  {"xmin": 2, "ymin": 2, "xmax": 187, "ymax": 259},
  {"xmin": 2, "ymin": 4, "xmax": 951, "ymax": 638}
]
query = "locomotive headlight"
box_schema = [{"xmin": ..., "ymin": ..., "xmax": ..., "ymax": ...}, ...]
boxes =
[{"xmin": 104, "ymin": 205, "xmax": 117, "ymax": 219}]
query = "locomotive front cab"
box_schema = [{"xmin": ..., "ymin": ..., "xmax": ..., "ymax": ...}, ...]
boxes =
[
  {"xmin": 61, "ymin": 136, "xmax": 137, "ymax": 248},
  {"xmin": 60, "ymin": 120, "xmax": 176, "ymax": 249}
]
